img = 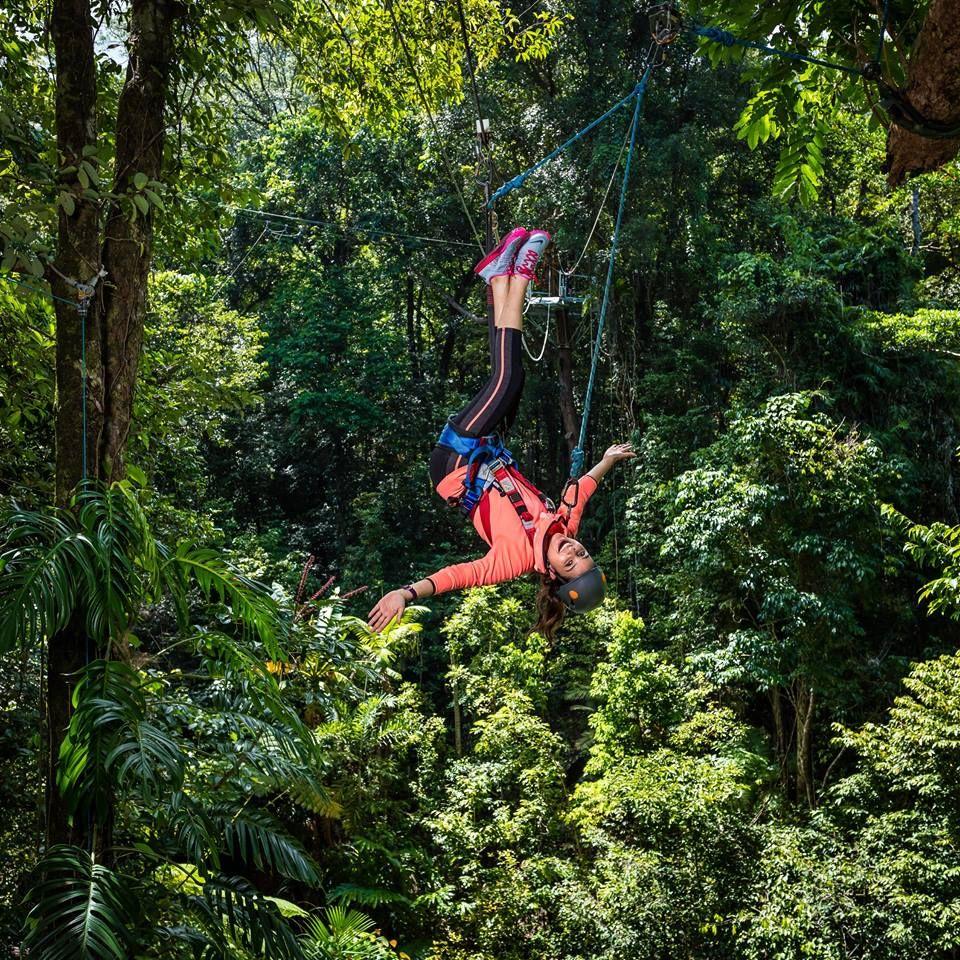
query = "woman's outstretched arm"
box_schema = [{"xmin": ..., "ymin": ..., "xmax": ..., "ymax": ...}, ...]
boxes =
[
  {"xmin": 367, "ymin": 577, "xmax": 436, "ymax": 633},
  {"xmin": 366, "ymin": 543, "xmax": 526, "ymax": 632},
  {"xmin": 585, "ymin": 442, "xmax": 636, "ymax": 484},
  {"xmin": 562, "ymin": 442, "xmax": 636, "ymax": 533}
]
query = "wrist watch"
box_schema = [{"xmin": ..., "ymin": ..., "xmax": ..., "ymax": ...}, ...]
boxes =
[{"xmin": 401, "ymin": 584, "xmax": 417, "ymax": 602}]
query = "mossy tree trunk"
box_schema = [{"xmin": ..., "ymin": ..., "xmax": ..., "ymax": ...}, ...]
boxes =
[{"xmin": 46, "ymin": 0, "xmax": 180, "ymax": 854}]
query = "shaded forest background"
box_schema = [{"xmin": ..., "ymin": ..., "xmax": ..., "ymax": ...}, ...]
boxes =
[{"xmin": 3, "ymin": 0, "xmax": 960, "ymax": 957}]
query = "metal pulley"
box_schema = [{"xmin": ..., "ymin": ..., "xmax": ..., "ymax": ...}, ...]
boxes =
[{"xmin": 648, "ymin": 3, "xmax": 683, "ymax": 45}]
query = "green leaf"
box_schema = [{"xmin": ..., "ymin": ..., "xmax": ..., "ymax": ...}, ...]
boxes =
[
  {"xmin": 144, "ymin": 188, "xmax": 165, "ymax": 211},
  {"xmin": 265, "ymin": 896, "xmax": 307, "ymax": 918},
  {"xmin": 133, "ymin": 194, "xmax": 150, "ymax": 215},
  {"xmin": 80, "ymin": 159, "xmax": 99, "ymax": 186},
  {"xmin": 133, "ymin": 171, "xmax": 148, "ymax": 190},
  {"xmin": 59, "ymin": 192, "xmax": 76, "ymax": 216}
]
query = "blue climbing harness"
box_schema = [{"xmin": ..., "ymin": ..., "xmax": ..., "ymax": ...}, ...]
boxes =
[
  {"xmin": 438, "ymin": 419, "xmax": 517, "ymax": 515},
  {"xmin": 438, "ymin": 419, "xmax": 553, "ymax": 539}
]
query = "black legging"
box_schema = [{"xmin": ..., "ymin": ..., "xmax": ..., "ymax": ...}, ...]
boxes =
[{"xmin": 429, "ymin": 315, "xmax": 524, "ymax": 489}]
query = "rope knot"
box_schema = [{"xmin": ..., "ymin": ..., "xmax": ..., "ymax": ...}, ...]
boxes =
[
  {"xmin": 701, "ymin": 26, "xmax": 736, "ymax": 46},
  {"xmin": 570, "ymin": 447, "xmax": 585, "ymax": 479},
  {"xmin": 490, "ymin": 173, "xmax": 527, "ymax": 206}
]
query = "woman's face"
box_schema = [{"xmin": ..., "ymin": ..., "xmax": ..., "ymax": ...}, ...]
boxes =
[{"xmin": 547, "ymin": 533, "xmax": 594, "ymax": 581}]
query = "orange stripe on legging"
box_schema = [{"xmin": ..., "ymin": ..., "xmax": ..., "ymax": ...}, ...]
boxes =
[
  {"xmin": 455, "ymin": 327, "xmax": 506, "ymax": 470},
  {"xmin": 466, "ymin": 327, "xmax": 507, "ymax": 432}
]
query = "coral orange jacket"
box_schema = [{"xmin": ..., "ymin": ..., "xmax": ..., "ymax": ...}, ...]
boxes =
[{"xmin": 427, "ymin": 468, "xmax": 598, "ymax": 595}]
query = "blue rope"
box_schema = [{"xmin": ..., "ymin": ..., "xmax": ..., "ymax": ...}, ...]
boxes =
[
  {"xmin": 80, "ymin": 306, "xmax": 87, "ymax": 480},
  {"xmin": 874, "ymin": 0, "xmax": 890, "ymax": 67},
  {"xmin": 0, "ymin": 272, "xmax": 82, "ymax": 309},
  {"xmin": 692, "ymin": 25, "xmax": 863, "ymax": 77},
  {"xmin": 488, "ymin": 80, "xmax": 647, "ymax": 208},
  {"xmin": 570, "ymin": 63, "xmax": 649, "ymax": 479}
]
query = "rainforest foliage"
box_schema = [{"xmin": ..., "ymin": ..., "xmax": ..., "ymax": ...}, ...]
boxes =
[{"xmin": 3, "ymin": 1, "xmax": 960, "ymax": 958}]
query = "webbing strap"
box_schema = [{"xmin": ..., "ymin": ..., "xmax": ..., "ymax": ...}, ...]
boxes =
[{"xmin": 491, "ymin": 460, "xmax": 538, "ymax": 542}]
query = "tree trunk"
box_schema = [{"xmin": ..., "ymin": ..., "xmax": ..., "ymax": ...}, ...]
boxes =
[
  {"xmin": 99, "ymin": 0, "xmax": 180, "ymax": 481},
  {"xmin": 885, "ymin": 0, "xmax": 960, "ymax": 185},
  {"xmin": 52, "ymin": 0, "xmax": 103, "ymax": 505},
  {"xmin": 911, "ymin": 182, "xmax": 922, "ymax": 255},
  {"xmin": 47, "ymin": 0, "xmax": 103, "ymax": 858},
  {"xmin": 451, "ymin": 676, "xmax": 463, "ymax": 757},
  {"xmin": 794, "ymin": 680, "xmax": 816, "ymax": 808},
  {"xmin": 769, "ymin": 684, "xmax": 789, "ymax": 789},
  {"xmin": 405, "ymin": 274, "xmax": 420, "ymax": 380}
]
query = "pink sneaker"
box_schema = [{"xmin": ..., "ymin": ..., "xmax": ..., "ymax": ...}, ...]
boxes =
[
  {"xmin": 511, "ymin": 229, "xmax": 551, "ymax": 281},
  {"xmin": 474, "ymin": 226, "xmax": 529, "ymax": 284}
]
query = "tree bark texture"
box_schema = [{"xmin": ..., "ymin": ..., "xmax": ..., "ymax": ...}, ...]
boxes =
[
  {"xmin": 99, "ymin": 0, "xmax": 179, "ymax": 480},
  {"xmin": 52, "ymin": 0, "xmax": 102, "ymax": 505},
  {"xmin": 885, "ymin": 0, "xmax": 960, "ymax": 185},
  {"xmin": 794, "ymin": 681, "xmax": 817, "ymax": 808}
]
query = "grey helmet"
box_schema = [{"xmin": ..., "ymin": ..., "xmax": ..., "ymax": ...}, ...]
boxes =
[{"xmin": 556, "ymin": 566, "xmax": 606, "ymax": 613}]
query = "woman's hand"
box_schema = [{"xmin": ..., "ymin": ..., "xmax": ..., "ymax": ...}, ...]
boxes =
[
  {"xmin": 367, "ymin": 589, "xmax": 407, "ymax": 633},
  {"xmin": 602, "ymin": 442, "xmax": 637, "ymax": 464},
  {"xmin": 586, "ymin": 442, "xmax": 637, "ymax": 487}
]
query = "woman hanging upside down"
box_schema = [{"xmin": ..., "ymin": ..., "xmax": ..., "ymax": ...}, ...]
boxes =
[{"xmin": 367, "ymin": 226, "xmax": 635, "ymax": 639}]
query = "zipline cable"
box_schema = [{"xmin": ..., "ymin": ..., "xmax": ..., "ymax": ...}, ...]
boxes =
[
  {"xmin": 210, "ymin": 202, "xmax": 477, "ymax": 249},
  {"xmin": 570, "ymin": 62, "xmax": 649, "ymax": 478},
  {"xmin": 489, "ymin": 80, "xmax": 649, "ymax": 207},
  {"xmin": 874, "ymin": 0, "xmax": 891, "ymax": 66},
  {"xmin": 522, "ymin": 302, "xmax": 551, "ymax": 362},
  {"xmin": 560, "ymin": 115, "xmax": 633, "ymax": 278},
  {"xmin": 210, "ymin": 222, "xmax": 270, "ymax": 297},
  {"xmin": 0, "ymin": 272, "xmax": 83, "ymax": 310},
  {"xmin": 691, "ymin": 25, "xmax": 863, "ymax": 76},
  {"xmin": 454, "ymin": 0, "xmax": 494, "ymax": 176}
]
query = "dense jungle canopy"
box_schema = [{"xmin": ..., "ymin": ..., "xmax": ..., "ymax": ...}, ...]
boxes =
[{"xmin": 2, "ymin": 0, "xmax": 960, "ymax": 957}]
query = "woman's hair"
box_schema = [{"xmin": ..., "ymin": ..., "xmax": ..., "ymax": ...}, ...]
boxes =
[{"xmin": 531, "ymin": 573, "xmax": 567, "ymax": 643}]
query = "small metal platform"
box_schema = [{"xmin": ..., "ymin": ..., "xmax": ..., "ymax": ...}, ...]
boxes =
[{"xmin": 525, "ymin": 270, "xmax": 593, "ymax": 311}]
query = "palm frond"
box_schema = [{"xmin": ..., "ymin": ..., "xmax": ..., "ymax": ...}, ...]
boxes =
[
  {"xmin": 23, "ymin": 845, "xmax": 139, "ymax": 960},
  {"xmin": 165, "ymin": 542, "xmax": 285, "ymax": 656},
  {"xmin": 74, "ymin": 482, "xmax": 163, "ymax": 643},
  {"xmin": 0, "ymin": 481, "xmax": 166, "ymax": 654},
  {"xmin": 215, "ymin": 806, "xmax": 320, "ymax": 885},
  {"xmin": 0, "ymin": 506, "xmax": 93, "ymax": 652},
  {"xmin": 188, "ymin": 875, "xmax": 304, "ymax": 960},
  {"xmin": 58, "ymin": 660, "xmax": 185, "ymax": 815},
  {"xmin": 302, "ymin": 905, "xmax": 376, "ymax": 949},
  {"xmin": 327, "ymin": 883, "xmax": 412, "ymax": 908},
  {"xmin": 163, "ymin": 792, "xmax": 221, "ymax": 871}
]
